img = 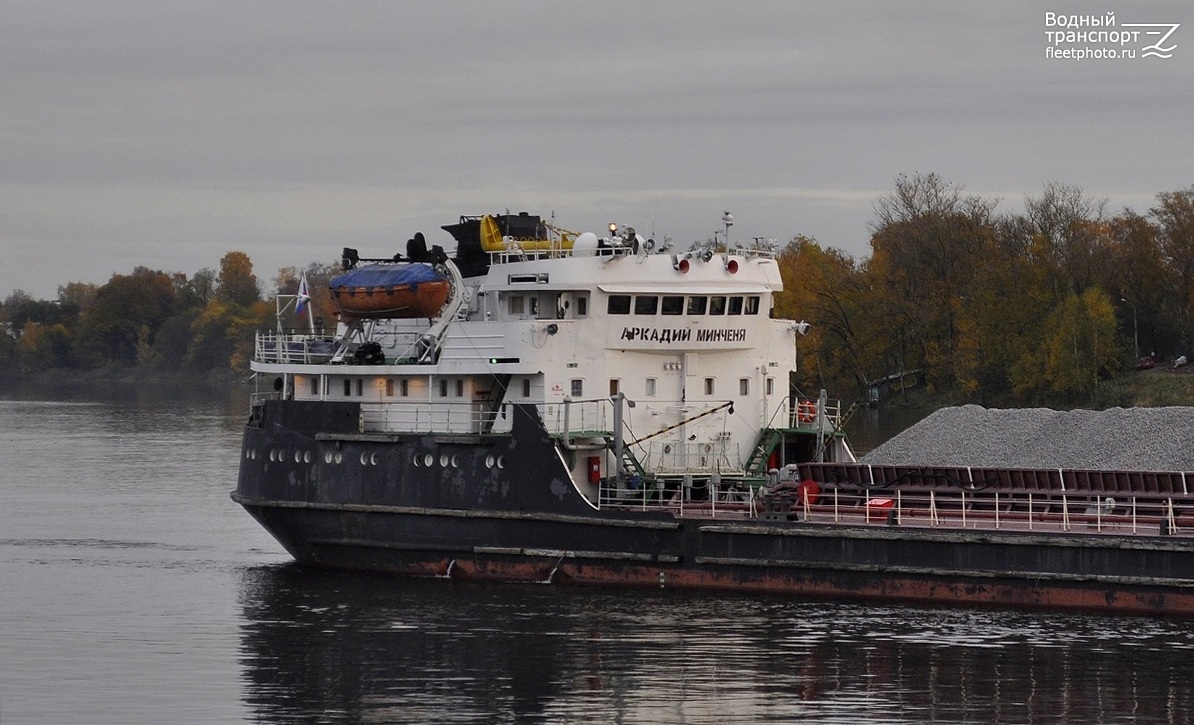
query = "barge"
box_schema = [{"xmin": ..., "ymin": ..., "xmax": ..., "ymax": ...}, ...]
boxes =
[{"xmin": 233, "ymin": 212, "xmax": 1194, "ymax": 616}]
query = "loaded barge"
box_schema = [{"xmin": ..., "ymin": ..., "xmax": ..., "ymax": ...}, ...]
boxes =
[{"xmin": 233, "ymin": 213, "xmax": 1194, "ymax": 616}]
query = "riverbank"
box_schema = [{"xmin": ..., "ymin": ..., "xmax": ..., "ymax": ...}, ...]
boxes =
[
  {"xmin": 873, "ymin": 366, "xmax": 1194, "ymax": 417},
  {"xmin": 0, "ymin": 368, "xmax": 251, "ymax": 410}
]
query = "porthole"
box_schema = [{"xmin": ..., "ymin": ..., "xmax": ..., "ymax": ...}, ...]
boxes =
[
  {"xmin": 485, "ymin": 455, "xmax": 495, "ymax": 469},
  {"xmin": 370, "ymin": 452, "xmax": 379, "ymax": 466},
  {"xmin": 304, "ymin": 451, "xmax": 312, "ymax": 464},
  {"xmin": 413, "ymin": 455, "xmax": 421, "ymax": 467},
  {"xmin": 268, "ymin": 450, "xmax": 276, "ymax": 462},
  {"xmin": 360, "ymin": 453, "xmax": 368, "ymax": 465},
  {"xmin": 334, "ymin": 452, "xmax": 343, "ymax": 464},
  {"xmin": 324, "ymin": 451, "xmax": 333, "ymax": 464},
  {"xmin": 439, "ymin": 454, "xmax": 449, "ymax": 468},
  {"xmin": 423, "ymin": 453, "xmax": 434, "ymax": 467},
  {"xmin": 294, "ymin": 451, "xmax": 302, "ymax": 463},
  {"xmin": 496, "ymin": 456, "xmax": 505, "ymax": 469},
  {"xmin": 450, "ymin": 454, "xmax": 459, "ymax": 468}
]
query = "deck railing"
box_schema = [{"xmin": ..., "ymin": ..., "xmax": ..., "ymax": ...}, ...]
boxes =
[
  {"xmin": 598, "ymin": 462, "xmax": 1194, "ymax": 538},
  {"xmin": 255, "ymin": 331, "xmax": 338, "ymax": 364},
  {"xmin": 758, "ymin": 482, "xmax": 1194, "ymax": 538}
]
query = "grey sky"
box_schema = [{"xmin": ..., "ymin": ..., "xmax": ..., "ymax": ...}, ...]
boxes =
[{"xmin": 2, "ymin": 1, "xmax": 1190, "ymax": 299}]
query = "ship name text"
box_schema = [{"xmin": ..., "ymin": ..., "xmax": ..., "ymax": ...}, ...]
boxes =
[{"xmin": 619, "ymin": 327, "xmax": 747, "ymax": 344}]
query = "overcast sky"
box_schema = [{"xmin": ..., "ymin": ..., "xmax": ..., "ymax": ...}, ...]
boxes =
[{"xmin": 2, "ymin": 1, "xmax": 1191, "ymax": 299}]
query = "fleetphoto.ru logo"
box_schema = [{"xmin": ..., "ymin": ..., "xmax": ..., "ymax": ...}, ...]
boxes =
[{"xmin": 1045, "ymin": 11, "xmax": 1180, "ymax": 60}]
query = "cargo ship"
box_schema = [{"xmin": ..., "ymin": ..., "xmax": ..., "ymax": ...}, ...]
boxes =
[{"xmin": 233, "ymin": 212, "xmax": 1194, "ymax": 617}]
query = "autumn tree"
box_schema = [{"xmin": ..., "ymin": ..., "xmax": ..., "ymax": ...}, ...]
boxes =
[
  {"xmin": 774, "ymin": 237, "xmax": 877, "ymax": 396},
  {"xmin": 1023, "ymin": 182, "xmax": 1109, "ymax": 297},
  {"xmin": 867, "ymin": 173, "xmax": 997, "ymax": 394},
  {"xmin": 16, "ymin": 322, "xmax": 74, "ymax": 371},
  {"xmin": 216, "ymin": 251, "xmax": 260, "ymax": 308},
  {"xmin": 1152, "ymin": 187, "xmax": 1194, "ymax": 353},
  {"xmin": 57, "ymin": 282, "xmax": 98, "ymax": 315},
  {"xmin": 3, "ymin": 289, "xmax": 80, "ymax": 334},
  {"xmin": 184, "ymin": 299, "xmax": 271, "ymax": 371},
  {"xmin": 1040, "ymin": 288, "xmax": 1122, "ymax": 399},
  {"xmin": 73, "ymin": 268, "xmax": 179, "ymax": 367},
  {"xmin": 1107, "ymin": 211, "xmax": 1173, "ymax": 360}
]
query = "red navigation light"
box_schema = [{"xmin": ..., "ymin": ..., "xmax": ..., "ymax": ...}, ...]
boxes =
[{"xmin": 726, "ymin": 259, "xmax": 739, "ymax": 274}]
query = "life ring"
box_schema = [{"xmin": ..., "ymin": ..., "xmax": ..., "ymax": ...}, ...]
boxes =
[
  {"xmin": 797, "ymin": 401, "xmax": 816, "ymax": 423},
  {"xmin": 796, "ymin": 479, "xmax": 821, "ymax": 506}
]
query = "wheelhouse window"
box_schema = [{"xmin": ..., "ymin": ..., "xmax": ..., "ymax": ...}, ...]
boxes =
[
  {"xmin": 728, "ymin": 296, "xmax": 744, "ymax": 315},
  {"xmin": 744, "ymin": 296, "xmax": 761, "ymax": 315},
  {"xmin": 455, "ymin": 379, "xmax": 464, "ymax": 397},
  {"xmin": 385, "ymin": 379, "xmax": 395, "ymax": 397},
  {"xmin": 310, "ymin": 377, "xmax": 320, "ymax": 396},
  {"xmin": 522, "ymin": 379, "xmax": 532, "ymax": 397},
  {"xmin": 400, "ymin": 379, "xmax": 410, "ymax": 397},
  {"xmin": 709, "ymin": 296, "xmax": 727, "ymax": 315},
  {"xmin": 570, "ymin": 379, "xmax": 584, "ymax": 397},
  {"xmin": 439, "ymin": 379, "xmax": 449, "ymax": 397},
  {"xmin": 609, "ymin": 379, "xmax": 620, "ymax": 396},
  {"xmin": 704, "ymin": 377, "xmax": 715, "ymax": 395},
  {"xmin": 343, "ymin": 379, "xmax": 351, "ymax": 396},
  {"xmin": 739, "ymin": 378, "xmax": 750, "ymax": 396},
  {"xmin": 576, "ymin": 295, "xmax": 588, "ymax": 316},
  {"xmin": 634, "ymin": 295, "xmax": 658, "ymax": 315},
  {"xmin": 608, "ymin": 295, "xmax": 631, "ymax": 314},
  {"xmin": 661, "ymin": 295, "xmax": 684, "ymax": 315},
  {"xmin": 687, "ymin": 296, "xmax": 707, "ymax": 315},
  {"xmin": 509, "ymin": 295, "xmax": 525, "ymax": 315}
]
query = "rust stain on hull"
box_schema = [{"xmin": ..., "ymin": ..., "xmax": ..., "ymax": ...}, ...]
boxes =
[{"xmin": 294, "ymin": 544, "xmax": 1194, "ymax": 617}]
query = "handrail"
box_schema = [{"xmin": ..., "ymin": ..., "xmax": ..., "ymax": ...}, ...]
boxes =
[{"xmin": 599, "ymin": 476, "xmax": 1194, "ymax": 538}]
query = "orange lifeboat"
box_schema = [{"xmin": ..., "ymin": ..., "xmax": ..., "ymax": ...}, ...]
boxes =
[{"xmin": 329, "ymin": 263, "xmax": 451, "ymax": 320}]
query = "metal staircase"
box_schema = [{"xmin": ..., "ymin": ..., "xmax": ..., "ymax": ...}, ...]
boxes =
[{"xmin": 745, "ymin": 428, "xmax": 783, "ymax": 478}]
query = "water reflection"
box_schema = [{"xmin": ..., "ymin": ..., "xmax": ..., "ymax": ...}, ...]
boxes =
[{"xmin": 238, "ymin": 565, "xmax": 1194, "ymax": 724}]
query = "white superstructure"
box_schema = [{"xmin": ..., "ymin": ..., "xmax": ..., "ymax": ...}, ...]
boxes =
[{"xmin": 252, "ymin": 214, "xmax": 850, "ymax": 506}]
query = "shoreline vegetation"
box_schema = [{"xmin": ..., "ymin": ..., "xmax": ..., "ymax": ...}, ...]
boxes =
[{"xmin": 5, "ymin": 174, "xmax": 1194, "ymax": 411}]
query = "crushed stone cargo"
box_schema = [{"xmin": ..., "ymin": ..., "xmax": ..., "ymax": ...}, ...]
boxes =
[{"xmin": 861, "ymin": 405, "xmax": 1194, "ymax": 471}]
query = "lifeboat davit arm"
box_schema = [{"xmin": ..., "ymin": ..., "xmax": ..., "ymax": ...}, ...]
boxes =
[{"xmin": 415, "ymin": 258, "xmax": 467, "ymax": 363}]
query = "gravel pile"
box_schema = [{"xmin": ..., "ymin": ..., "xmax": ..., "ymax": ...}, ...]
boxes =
[{"xmin": 861, "ymin": 405, "xmax": 1194, "ymax": 472}]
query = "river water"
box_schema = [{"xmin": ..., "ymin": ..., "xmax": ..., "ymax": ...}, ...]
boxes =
[{"xmin": 2, "ymin": 383, "xmax": 1193, "ymax": 724}]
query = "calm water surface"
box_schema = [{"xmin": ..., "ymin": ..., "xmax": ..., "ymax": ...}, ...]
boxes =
[{"xmin": 2, "ymin": 384, "xmax": 1193, "ymax": 724}]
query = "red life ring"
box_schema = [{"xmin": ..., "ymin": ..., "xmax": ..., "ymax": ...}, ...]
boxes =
[
  {"xmin": 797, "ymin": 401, "xmax": 816, "ymax": 423},
  {"xmin": 796, "ymin": 479, "xmax": 821, "ymax": 506}
]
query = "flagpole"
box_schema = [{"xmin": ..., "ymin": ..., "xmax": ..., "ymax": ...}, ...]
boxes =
[{"xmin": 296, "ymin": 273, "xmax": 315, "ymax": 335}]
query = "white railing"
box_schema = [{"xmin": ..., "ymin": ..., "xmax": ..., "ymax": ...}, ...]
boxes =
[
  {"xmin": 641, "ymin": 440, "xmax": 742, "ymax": 475},
  {"xmin": 358, "ymin": 398, "xmax": 616, "ymax": 437},
  {"xmin": 599, "ymin": 477, "xmax": 762, "ymax": 518},
  {"xmin": 361, "ymin": 402, "xmax": 495, "ymax": 435},
  {"xmin": 789, "ymin": 396, "xmax": 844, "ymax": 430},
  {"xmin": 256, "ymin": 331, "xmax": 338, "ymax": 364},
  {"xmin": 538, "ymin": 399, "xmax": 613, "ymax": 438},
  {"xmin": 758, "ymin": 483, "xmax": 1194, "ymax": 538}
]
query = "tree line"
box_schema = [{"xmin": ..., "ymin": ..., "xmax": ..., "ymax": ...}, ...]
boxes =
[
  {"xmin": 0, "ymin": 251, "xmax": 339, "ymax": 376},
  {"xmin": 778, "ymin": 173, "xmax": 1194, "ymax": 405},
  {"xmin": 3, "ymin": 174, "xmax": 1192, "ymax": 407}
]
